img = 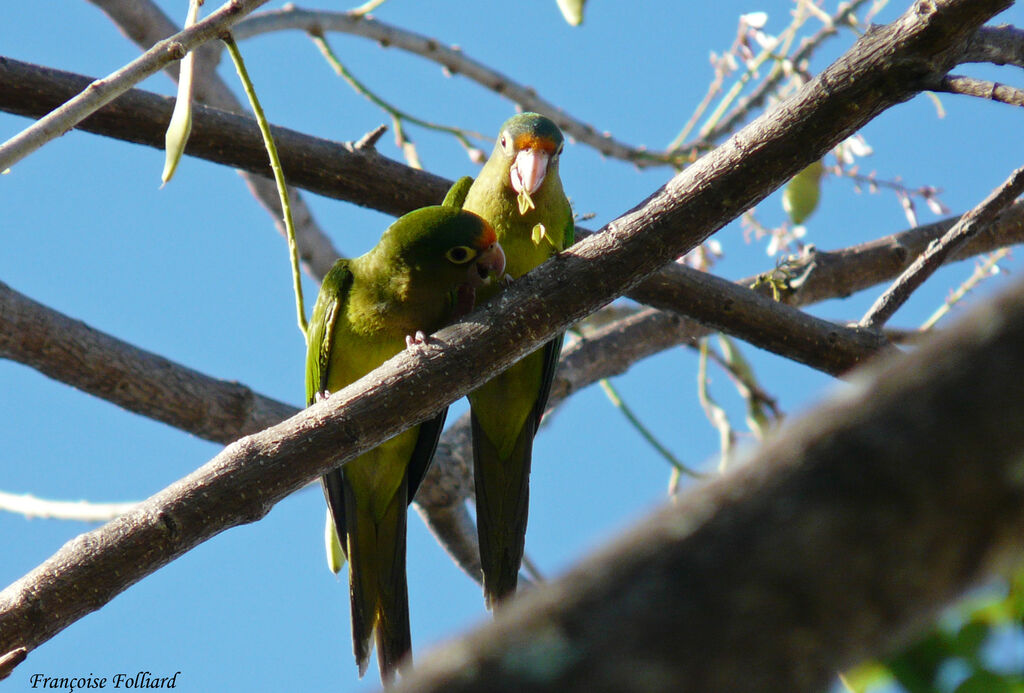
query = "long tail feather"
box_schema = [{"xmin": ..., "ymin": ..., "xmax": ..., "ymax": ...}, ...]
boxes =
[
  {"xmin": 343, "ymin": 475, "xmax": 412, "ymax": 681},
  {"xmin": 471, "ymin": 411, "xmax": 534, "ymax": 609}
]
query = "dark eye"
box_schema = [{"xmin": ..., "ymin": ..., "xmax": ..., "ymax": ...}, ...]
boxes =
[
  {"xmin": 499, "ymin": 132, "xmax": 512, "ymax": 154},
  {"xmin": 446, "ymin": 245, "xmax": 477, "ymax": 264}
]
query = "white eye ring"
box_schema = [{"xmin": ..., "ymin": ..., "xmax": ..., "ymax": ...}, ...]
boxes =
[{"xmin": 446, "ymin": 245, "xmax": 477, "ymax": 264}]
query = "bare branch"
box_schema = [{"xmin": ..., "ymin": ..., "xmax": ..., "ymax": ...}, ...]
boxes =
[
  {"xmin": 87, "ymin": 0, "xmax": 341, "ymax": 279},
  {"xmin": 766, "ymin": 201, "xmax": 1024, "ymax": 306},
  {"xmin": 935, "ymin": 73, "xmax": 1024, "ymax": 106},
  {"xmin": 229, "ymin": 6, "xmax": 677, "ymax": 166},
  {"xmin": 860, "ymin": 164, "xmax": 1024, "ymax": 328},
  {"xmin": 0, "ymin": 281, "xmax": 296, "ymax": 442},
  {"xmin": 0, "ymin": 648, "xmax": 26, "ymax": 681},
  {"xmin": 961, "ymin": 23, "xmax": 1024, "ymax": 68},
  {"xmin": 0, "ymin": 492, "xmax": 136, "ymax": 523},
  {"xmin": 0, "ymin": 57, "xmax": 452, "ymax": 215},
  {"xmin": 0, "ymin": 0, "xmax": 271, "ymax": 172},
  {"xmin": 696, "ymin": 0, "xmax": 873, "ymax": 147}
]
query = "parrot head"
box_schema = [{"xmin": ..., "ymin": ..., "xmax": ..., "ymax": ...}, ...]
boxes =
[
  {"xmin": 494, "ymin": 113, "xmax": 565, "ymax": 200},
  {"xmin": 382, "ymin": 206, "xmax": 505, "ymax": 315}
]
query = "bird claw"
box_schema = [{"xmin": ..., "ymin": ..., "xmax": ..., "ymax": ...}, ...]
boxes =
[
  {"xmin": 405, "ymin": 330, "xmax": 429, "ymax": 349},
  {"xmin": 314, "ymin": 390, "xmax": 330, "ymax": 403},
  {"xmin": 501, "ymin": 274, "xmax": 516, "ymax": 288}
]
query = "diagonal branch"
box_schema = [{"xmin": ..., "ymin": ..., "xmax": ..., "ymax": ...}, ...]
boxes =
[
  {"xmin": 230, "ymin": 6, "xmax": 678, "ymax": 167},
  {"xmin": 86, "ymin": 0, "xmax": 342, "ymax": 279},
  {"xmin": 934, "ymin": 73, "xmax": 1024, "ymax": 106},
  {"xmin": 0, "ymin": 56, "xmax": 450, "ymax": 218},
  {"xmin": 860, "ymin": 164, "xmax": 1024, "ymax": 328},
  {"xmin": 0, "ymin": 0, "xmax": 271, "ymax": 172},
  {"xmin": 0, "ymin": 0, "xmax": 1009, "ymax": 660},
  {"xmin": 960, "ymin": 23, "xmax": 1024, "ymax": 68}
]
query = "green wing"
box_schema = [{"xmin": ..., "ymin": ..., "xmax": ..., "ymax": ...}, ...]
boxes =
[
  {"xmin": 305, "ymin": 259, "xmax": 354, "ymax": 570},
  {"xmin": 442, "ymin": 176, "xmax": 474, "ymax": 209},
  {"xmin": 305, "ymin": 259, "xmax": 353, "ymax": 406}
]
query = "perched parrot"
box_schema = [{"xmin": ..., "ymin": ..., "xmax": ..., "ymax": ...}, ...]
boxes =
[
  {"xmin": 452, "ymin": 112, "xmax": 574, "ymax": 608},
  {"xmin": 305, "ymin": 206, "xmax": 505, "ymax": 681}
]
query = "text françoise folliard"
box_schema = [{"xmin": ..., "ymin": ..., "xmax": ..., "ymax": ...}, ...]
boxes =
[{"xmin": 29, "ymin": 671, "xmax": 181, "ymax": 691}]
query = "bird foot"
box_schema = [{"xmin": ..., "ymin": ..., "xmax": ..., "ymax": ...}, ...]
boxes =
[
  {"xmin": 405, "ymin": 331, "xmax": 431, "ymax": 349},
  {"xmin": 314, "ymin": 390, "xmax": 331, "ymax": 403}
]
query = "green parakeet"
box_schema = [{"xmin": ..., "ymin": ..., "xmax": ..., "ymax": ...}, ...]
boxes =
[
  {"xmin": 305, "ymin": 206, "xmax": 505, "ymax": 681},
  {"xmin": 455, "ymin": 112, "xmax": 574, "ymax": 608}
]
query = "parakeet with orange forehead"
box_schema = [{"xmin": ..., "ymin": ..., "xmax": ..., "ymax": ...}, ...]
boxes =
[
  {"xmin": 306, "ymin": 205, "xmax": 505, "ymax": 681},
  {"xmin": 450, "ymin": 112, "xmax": 574, "ymax": 608}
]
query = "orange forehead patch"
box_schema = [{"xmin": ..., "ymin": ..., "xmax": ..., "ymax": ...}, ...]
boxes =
[
  {"xmin": 513, "ymin": 133, "xmax": 557, "ymax": 154},
  {"xmin": 477, "ymin": 222, "xmax": 498, "ymax": 248}
]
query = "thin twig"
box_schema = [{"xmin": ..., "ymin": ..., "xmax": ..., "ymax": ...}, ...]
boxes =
[
  {"xmin": 697, "ymin": 339, "xmax": 735, "ymax": 472},
  {"xmin": 0, "ymin": 492, "xmax": 137, "ymax": 523},
  {"xmin": 860, "ymin": 165, "xmax": 1024, "ymax": 328},
  {"xmin": 230, "ymin": 6, "xmax": 686, "ymax": 167},
  {"xmin": 0, "ymin": 648, "xmax": 27, "ymax": 681},
  {"xmin": 88, "ymin": 0, "xmax": 343, "ymax": 281},
  {"xmin": 310, "ymin": 33, "xmax": 488, "ymax": 162},
  {"xmin": 0, "ymin": 0, "xmax": 270, "ymax": 172},
  {"xmin": 695, "ymin": 0, "xmax": 873, "ymax": 147},
  {"xmin": 598, "ymin": 378, "xmax": 703, "ymax": 479},
  {"xmin": 920, "ymin": 248, "xmax": 1011, "ymax": 330},
  {"xmin": 935, "ymin": 74, "xmax": 1024, "ymax": 107}
]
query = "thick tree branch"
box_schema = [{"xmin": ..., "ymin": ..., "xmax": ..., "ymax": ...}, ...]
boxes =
[
  {"xmin": 391, "ymin": 263, "xmax": 1024, "ymax": 693},
  {"xmin": 0, "ymin": 56, "xmax": 451, "ymax": 217},
  {"xmin": 0, "ymin": 0, "xmax": 1009, "ymax": 659},
  {"xmin": 0, "ymin": 281, "xmax": 295, "ymax": 442},
  {"xmin": 766, "ymin": 200, "xmax": 1024, "ymax": 307},
  {"xmin": 0, "ymin": 0, "xmax": 271, "ymax": 172},
  {"xmin": 87, "ymin": 0, "xmax": 342, "ymax": 279},
  {"xmin": 961, "ymin": 23, "xmax": 1024, "ymax": 67}
]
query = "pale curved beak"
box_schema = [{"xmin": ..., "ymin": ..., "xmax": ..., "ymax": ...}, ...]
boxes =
[
  {"xmin": 510, "ymin": 149, "xmax": 550, "ymax": 196},
  {"xmin": 473, "ymin": 241, "xmax": 506, "ymax": 285}
]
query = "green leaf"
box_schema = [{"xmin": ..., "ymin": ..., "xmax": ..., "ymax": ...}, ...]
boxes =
[
  {"xmin": 782, "ymin": 159, "xmax": 825, "ymax": 225},
  {"xmin": 556, "ymin": 0, "xmax": 586, "ymax": 26}
]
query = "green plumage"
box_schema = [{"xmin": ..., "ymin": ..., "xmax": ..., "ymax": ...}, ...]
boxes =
[
  {"xmin": 459, "ymin": 113, "xmax": 574, "ymax": 608},
  {"xmin": 304, "ymin": 206, "xmax": 503, "ymax": 681}
]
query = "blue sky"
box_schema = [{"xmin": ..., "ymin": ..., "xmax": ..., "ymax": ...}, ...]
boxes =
[{"xmin": 2, "ymin": 1, "xmax": 1022, "ymax": 691}]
